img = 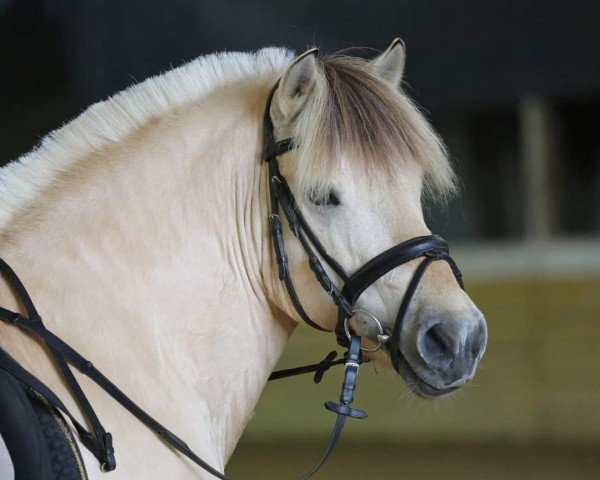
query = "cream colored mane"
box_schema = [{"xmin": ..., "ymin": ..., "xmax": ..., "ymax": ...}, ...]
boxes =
[
  {"xmin": 0, "ymin": 47, "xmax": 293, "ymax": 228},
  {"xmin": 0, "ymin": 46, "xmax": 457, "ymax": 232}
]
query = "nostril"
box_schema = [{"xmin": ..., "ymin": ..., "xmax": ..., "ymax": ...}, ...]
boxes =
[
  {"xmin": 468, "ymin": 322, "xmax": 487, "ymax": 361},
  {"xmin": 420, "ymin": 323, "xmax": 456, "ymax": 368},
  {"xmin": 413, "ymin": 315, "xmax": 487, "ymax": 389}
]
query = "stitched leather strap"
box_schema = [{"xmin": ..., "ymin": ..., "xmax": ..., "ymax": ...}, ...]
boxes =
[
  {"xmin": 267, "ymin": 157, "xmax": 352, "ymax": 331},
  {"xmin": 334, "ymin": 235, "xmax": 463, "ymax": 347}
]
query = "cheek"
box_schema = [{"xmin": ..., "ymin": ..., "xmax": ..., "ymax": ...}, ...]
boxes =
[
  {"xmin": 318, "ymin": 207, "xmax": 397, "ymax": 272},
  {"xmin": 300, "ymin": 184, "xmax": 428, "ymax": 274},
  {"xmin": 379, "ymin": 190, "xmax": 429, "ymax": 238}
]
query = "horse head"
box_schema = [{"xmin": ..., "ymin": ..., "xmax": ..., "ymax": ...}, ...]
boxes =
[{"xmin": 266, "ymin": 40, "xmax": 487, "ymax": 397}]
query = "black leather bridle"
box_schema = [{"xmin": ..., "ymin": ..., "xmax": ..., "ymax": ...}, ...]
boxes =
[
  {"xmin": 0, "ymin": 78, "xmax": 465, "ymax": 480},
  {"xmin": 263, "ymin": 81, "xmax": 464, "ymax": 374}
]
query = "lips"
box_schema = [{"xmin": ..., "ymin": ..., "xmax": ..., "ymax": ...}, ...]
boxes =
[{"xmin": 391, "ymin": 348, "xmax": 460, "ymax": 398}]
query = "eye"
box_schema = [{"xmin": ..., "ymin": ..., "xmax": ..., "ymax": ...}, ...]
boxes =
[{"xmin": 308, "ymin": 189, "xmax": 341, "ymax": 207}]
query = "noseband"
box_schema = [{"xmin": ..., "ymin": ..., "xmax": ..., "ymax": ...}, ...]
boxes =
[{"xmin": 263, "ymin": 82, "xmax": 464, "ymax": 373}]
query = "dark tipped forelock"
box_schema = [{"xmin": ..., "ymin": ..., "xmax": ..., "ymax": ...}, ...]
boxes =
[{"xmin": 292, "ymin": 55, "xmax": 456, "ymax": 202}]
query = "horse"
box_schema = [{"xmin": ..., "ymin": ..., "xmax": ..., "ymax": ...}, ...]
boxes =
[{"xmin": 0, "ymin": 40, "xmax": 487, "ymax": 479}]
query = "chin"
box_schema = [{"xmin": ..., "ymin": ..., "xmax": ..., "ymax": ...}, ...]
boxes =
[{"xmin": 391, "ymin": 351, "xmax": 463, "ymax": 399}]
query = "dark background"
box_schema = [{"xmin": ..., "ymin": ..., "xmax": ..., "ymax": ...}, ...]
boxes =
[{"xmin": 2, "ymin": 0, "xmax": 600, "ymax": 240}]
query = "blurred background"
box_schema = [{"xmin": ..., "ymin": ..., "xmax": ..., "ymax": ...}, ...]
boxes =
[{"xmin": 1, "ymin": 1, "xmax": 599, "ymax": 478}]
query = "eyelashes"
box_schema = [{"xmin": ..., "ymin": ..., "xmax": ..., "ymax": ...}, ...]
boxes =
[{"xmin": 308, "ymin": 189, "xmax": 341, "ymax": 207}]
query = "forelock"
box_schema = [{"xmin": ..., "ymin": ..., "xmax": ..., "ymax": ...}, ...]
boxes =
[{"xmin": 291, "ymin": 55, "xmax": 456, "ymax": 203}]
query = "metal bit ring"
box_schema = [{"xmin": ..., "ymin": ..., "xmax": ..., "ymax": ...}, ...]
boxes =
[{"xmin": 344, "ymin": 308, "xmax": 390, "ymax": 352}]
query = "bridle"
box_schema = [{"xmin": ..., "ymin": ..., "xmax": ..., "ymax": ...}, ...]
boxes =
[
  {"xmin": 263, "ymin": 80, "xmax": 464, "ymax": 375},
  {"xmin": 0, "ymin": 78, "xmax": 465, "ymax": 480}
]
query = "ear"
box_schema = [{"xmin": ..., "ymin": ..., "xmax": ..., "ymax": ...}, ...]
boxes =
[
  {"xmin": 276, "ymin": 48, "xmax": 319, "ymax": 120},
  {"xmin": 369, "ymin": 38, "xmax": 406, "ymax": 87}
]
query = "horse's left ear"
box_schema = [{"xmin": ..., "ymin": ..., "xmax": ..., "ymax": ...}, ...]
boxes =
[
  {"xmin": 276, "ymin": 48, "xmax": 319, "ymax": 120},
  {"xmin": 369, "ymin": 38, "xmax": 406, "ymax": 87}
]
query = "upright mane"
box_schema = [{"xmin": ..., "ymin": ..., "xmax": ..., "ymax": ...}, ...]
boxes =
[
  {"xmin": 292, "ymin": 55, "xmax": 456, "ymax": 202},
  {"xmin": 0, "ymin": 47, "xmax": 454, "ymax": 229},
  {"xmin": 0, "ymin": 47, "xmax": 294, "ymax": 228}
]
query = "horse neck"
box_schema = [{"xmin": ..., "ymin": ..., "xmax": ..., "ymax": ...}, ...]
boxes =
[{"xmin": 0, "ymin": 82, "xmax": 295, "ymax": 465}]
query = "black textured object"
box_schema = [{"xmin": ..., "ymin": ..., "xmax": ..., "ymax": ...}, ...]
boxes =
[
  {"xmin": 0, "ymin": 368, "xmax": 87, "ymax": 480},
  {"xmin": 0, "ymin": 368, "xmax": 51, "ymax": 480},
  {"xmin": 28, "ymin": 391, "xmax": 88, "ymax": 480}
]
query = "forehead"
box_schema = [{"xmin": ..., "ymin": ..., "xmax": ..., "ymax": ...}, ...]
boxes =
[{"xmin": 337, "ymin": 153, "xmax": 425, "ymax": 204}]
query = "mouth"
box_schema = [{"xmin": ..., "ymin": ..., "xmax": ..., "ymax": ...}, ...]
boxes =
[{"xmin": 391, "ymin": 349, "xmax": 460, "ymax": 398}]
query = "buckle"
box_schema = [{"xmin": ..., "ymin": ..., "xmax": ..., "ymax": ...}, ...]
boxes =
[
  {"xmin": 344, "ymin": 361, "xmax": 360, "ymax": 371},
  {"xmin": 100, "ymin": 432, "xmax": 116, "ymax": 471}
]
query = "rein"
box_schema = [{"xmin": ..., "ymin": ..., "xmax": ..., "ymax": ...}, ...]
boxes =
[{"xmin": 0, "ymin": 78, "xmax": 465, "ymax": 479}]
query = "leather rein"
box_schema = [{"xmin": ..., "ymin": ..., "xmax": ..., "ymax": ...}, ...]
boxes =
[{"xmin": 0, "ymin": 79, "xmax": 464, "ymax": 479}]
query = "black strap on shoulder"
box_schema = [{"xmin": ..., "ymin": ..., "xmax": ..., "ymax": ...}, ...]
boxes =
[
  {"xmin": 0, "ymin": 345, "xmax": 110, "ymax": 470},
  {"xmin": 0, "ymin": 257, "xmax": 366, "ymax": 480},
  {"xmin": 0, "ymin": 258, "xmax": 115, "ymax": 471}
]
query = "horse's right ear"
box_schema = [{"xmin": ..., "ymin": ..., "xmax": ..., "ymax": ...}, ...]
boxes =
[{"xmin": 276, "ymin": 48, "xmax": 319, "ymax": 120}]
